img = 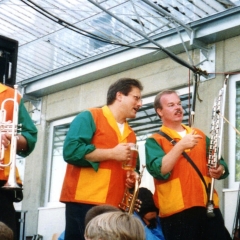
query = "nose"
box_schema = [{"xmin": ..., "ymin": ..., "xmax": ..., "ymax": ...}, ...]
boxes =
[
  {"xmin": 174, "ymin": 104, "xmax": 182, "ymax": 109},
  {"xmin": 137, "ymin": 99, "xmax": 143, "ymax": 107}
]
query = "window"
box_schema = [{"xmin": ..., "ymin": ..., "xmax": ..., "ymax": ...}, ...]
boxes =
[
  {"xmin": 229, "ymin": 74, "xmax": 240, "ymax": 189},
  {"xmin": 45, "ymin": 116, "xmax": 74, "ymax": 207},
  {"xmin": 45, "ymin": 87, "xmax": 192, "ymax": 206}
]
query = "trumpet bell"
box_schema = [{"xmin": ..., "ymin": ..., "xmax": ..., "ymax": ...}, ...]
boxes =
[
  {"xmin": 118, "ymin": 165, "xmax": 145, "ymax": 214},
  {"xmin": 2, "ymin": 157, "xmax": 22, "ymax": 190},
  {"xmin": 2, "ymin": 180, "xmax": 22, "ymax": 190}
]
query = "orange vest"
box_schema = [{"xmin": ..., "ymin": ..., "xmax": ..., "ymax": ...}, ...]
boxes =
[
  {"xmin": 0, "ymin": 84, "xmax": 22, "ymax": 183},
  {"xmin": 60, "ymin": 106, "xmax": 136, "ymax": 206},
  {"xmin": 151, "ymin": 126, "xmax": 219, "ymax": 217}
]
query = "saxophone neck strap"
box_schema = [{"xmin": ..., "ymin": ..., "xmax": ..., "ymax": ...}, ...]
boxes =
[{"xmin": 158, "ymin": 130, "xmax": 208, "ymax": 195}]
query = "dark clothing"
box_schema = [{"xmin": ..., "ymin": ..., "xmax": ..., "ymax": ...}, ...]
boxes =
[
  {"xmin": 0, "ymin": 188, "xmax": 17, "ymax": 240},
  {"xmin": 160, "ymin": 207, "xmax": 231, "ymax": 240},
  {"xmin": 64, "ymin": 202, "xmax": 95, "ymax": 240}
]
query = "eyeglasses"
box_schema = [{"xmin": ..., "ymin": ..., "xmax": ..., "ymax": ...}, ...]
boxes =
[{"xmin": 129, "ymin": 94, "xmax": 142, "ymax": 103}]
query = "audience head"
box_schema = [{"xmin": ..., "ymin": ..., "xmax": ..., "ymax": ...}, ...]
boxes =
[
  {"xmin": 0, "ymin": 222, "xmax": 14, "ymax": 240},
  {"xmin": 137, "ymin": 187, "xmax": 159, "ymax": 229},
  {"xmin": 84, "ymin": 211, "xmax": 145, "ymax": 240},
  {"xmin": 85, "ymin": 204, "xmax": 121, "ymax": 227}
]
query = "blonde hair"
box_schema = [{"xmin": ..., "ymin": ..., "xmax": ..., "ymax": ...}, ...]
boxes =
[{"xmin": 84, "ymin": 211, "xmax": 145, "ymax": 240}]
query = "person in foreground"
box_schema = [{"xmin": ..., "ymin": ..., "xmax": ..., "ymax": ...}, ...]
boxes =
[
  {"xmin": 145, "ymin": 89, "xmax": 230, "ymax": 240},
  {"xmin": 84, "ymin": 211, "xmax": 145, "ymax": 240},
  {"xmin": 0, "ymin": 221, "xmax": 14, "ymax": 240},
  {"xmin": 60, "ymin": 78, "xmax": 143, "ymax": 240},
  {"xmin": 58, "ymin": 205, "xmax": 121, "ymax": 240},
  {"xmin": 85, "ymin": 204, "xmax": 121, "ymax": 226},
  {"xmin": 135, "ymin": 187, "xmax": 165, "ymax": 240},
  {"xmin": 0, "ymin": 83, "xmax": 38, "ymax": 240}
]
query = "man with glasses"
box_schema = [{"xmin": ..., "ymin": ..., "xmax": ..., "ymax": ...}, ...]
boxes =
[{"xmin": 60, "ymin": 78, "xmax": 143, "ymax": 240}]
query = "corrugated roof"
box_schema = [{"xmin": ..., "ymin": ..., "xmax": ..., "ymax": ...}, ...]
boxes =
[{"xmin": 0, "ymin": 0, "xmax": 239, "ymax": 84}]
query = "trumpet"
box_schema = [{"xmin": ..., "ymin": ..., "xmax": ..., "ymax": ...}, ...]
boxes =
[
  {"xmin": 0, "ymin": 85, "xmax": 22, "ymax": 190},
  {"xmin": 206, "ymin": 75, "xmax": 228, "ymax": 217},
  {"xmin": 119, "ymin": 165, "xmax": 145, "ymax": 214}
]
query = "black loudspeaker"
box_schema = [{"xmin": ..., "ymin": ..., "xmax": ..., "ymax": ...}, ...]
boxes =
[{"xmin": 0, "ymin": 35, "xmax": 18, "ymax": 88}]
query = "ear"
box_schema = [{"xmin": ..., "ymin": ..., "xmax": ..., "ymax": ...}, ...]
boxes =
[
  {"xmin": 116, "ymin": 91, "xmax": 123, "ymax": 102},
  {"xmin": 156, "ymin": 108, "xmax": 163, "ymax": 118}
]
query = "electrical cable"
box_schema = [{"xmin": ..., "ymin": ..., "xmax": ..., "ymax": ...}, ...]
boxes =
[
  {"xmin": 20, "ymin": 0, "xmax": 161, "ymax": 51},
  {"xmin": 20, "ymin": 0, "xmax": 210, "ymax": 78}
]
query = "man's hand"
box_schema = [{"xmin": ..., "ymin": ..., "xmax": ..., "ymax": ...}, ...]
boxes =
[
  {"xmin": 161, "ymin": 130, "xmax": 203, "ymax": 175},
  {"xmin": 209, "ymin": 165, "xmax": 225, "ymax": 179},
  {"xmin": 111, "ymin": 143, "xmax": 132, "ymax": 162},
  {"xmin": 179, "ymin": 130, "xmax": 203, "ymax": 151},
  {"xmin": 1, "ymin": 134, "xmax": 11, "ymax": 149},
  {"xmin": 85, "ymin": 143, "xmax": 134, "ymax": 163},
  {"xmin": 125, "ymin": 171, "xmax": 139, "ymax": 189}
]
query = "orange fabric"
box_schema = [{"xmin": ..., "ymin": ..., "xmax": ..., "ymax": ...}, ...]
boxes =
[
  {"xmin": 0, "ymin": 84, "xmax": 22, "ymax": 183},
  {"xmin": 60, "ymin": 107, "xmax": 136, "ymax": 207},
  {"xmin": 151, "ymin": 126, "xmax": 219, "ymax": 217}
]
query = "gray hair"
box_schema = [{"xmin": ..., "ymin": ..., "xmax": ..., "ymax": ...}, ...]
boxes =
[{"xmin": 84, "ymin": 211, "xmax": 145, "ymax": 240}]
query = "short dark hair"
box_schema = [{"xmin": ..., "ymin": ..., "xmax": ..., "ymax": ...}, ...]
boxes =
[
  {"xmin": 137, "ymin": 187, "xmax": 158, "ymax": 218},
  {"xmin": 85, "ymin": 204, "xmax": 120, "ymax": 227},
  {"xmin": 107, "ymin": 78, "xmax": 143, "ymax": 105},
  {"xmin": 154, "ymin": 89, "xmax": 178, "ymax": 118}
]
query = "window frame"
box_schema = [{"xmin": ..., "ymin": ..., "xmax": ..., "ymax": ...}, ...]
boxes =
[
  {"xmin": 228, "ymin": 74, "xmax": 240, "ymax": 189},
  {"xmin": 45, "ymin": 116, "xmax": 75, "ymax": 207}
]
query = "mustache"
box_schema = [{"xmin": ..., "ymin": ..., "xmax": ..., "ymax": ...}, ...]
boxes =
[{"xmin": 174, "ymin": 110, "xmax": 182, "ymax": 115}]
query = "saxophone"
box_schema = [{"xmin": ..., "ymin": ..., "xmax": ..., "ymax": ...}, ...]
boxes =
[
  {"xmin": 119, "ymin": 165, "xmax": 145, "ymax": 214},
  {"xmin": 206, "ymin": 75, "xmax": 229, "ymax": 217}
]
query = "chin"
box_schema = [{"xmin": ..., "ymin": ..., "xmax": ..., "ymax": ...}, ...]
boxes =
[{"xmin": 128, "ymin": 114, "xmax": 136, "ymax": 119}]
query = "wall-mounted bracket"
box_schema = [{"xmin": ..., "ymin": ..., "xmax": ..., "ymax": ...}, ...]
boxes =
[
  {"xmin": 23, "ymin": 94, "xmax": 42, "ymax": 125},
  {"xmin": 198, "ymin": 44, "xmax": 216, "ymax": 81}
]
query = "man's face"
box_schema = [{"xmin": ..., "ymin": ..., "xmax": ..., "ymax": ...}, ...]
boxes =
[
  {"xmin": 119, "ymin": 86, "xmax": 142, "ymax": 119},
  {"xmin": 157, "ymin": 93, "xmax": 183, "ymax": 124}
]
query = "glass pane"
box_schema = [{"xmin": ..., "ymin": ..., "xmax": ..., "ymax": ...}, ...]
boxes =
[
  {"xmin": 235, "ymin": 81, "xmax": 240, "ymax": 181},
  {"xmin": 49, "ymin": 124, "xmax": 68, "ymax": 203}
]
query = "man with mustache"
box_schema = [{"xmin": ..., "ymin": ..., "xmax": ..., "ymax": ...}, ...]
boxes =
[
  {"xmin": 60, "ymin": 78, "xmax": 143, "ymax": 240},
  {"xmin": 145, "ymin": 90, "xmax": 231, "ymax": 240}
]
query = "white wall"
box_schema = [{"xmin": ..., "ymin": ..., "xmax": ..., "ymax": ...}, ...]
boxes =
[
  {"xmin": 223, "ymin": 188, "xmax": 239, "ymax": 237},
  {"xmin": 37, "ymin": 206, "xmax": 65, "ymax": 240}
]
